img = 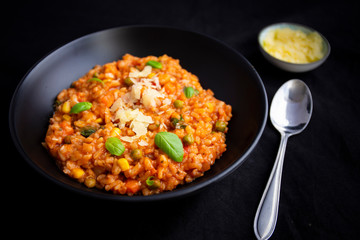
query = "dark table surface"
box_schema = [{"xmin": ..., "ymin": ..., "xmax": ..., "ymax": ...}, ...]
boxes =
[{"xmin": 4, "ymin": 0, "xmax": 359, "ymax": 239}]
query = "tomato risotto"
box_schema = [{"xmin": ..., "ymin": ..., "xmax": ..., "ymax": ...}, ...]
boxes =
[{"xmin": 44, "ymin": 54, "xmax": 232, "ymax": 196}]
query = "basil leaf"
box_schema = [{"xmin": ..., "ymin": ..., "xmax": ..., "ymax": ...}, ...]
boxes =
[
  {"xmin": 87, "ymin": 77, "xmax": 104, "ymax": 86},
  {"xmin": 146, "ymin": 60, "xmax": 162, "ymax": 69},
  {"xmin": 155, "ymin": 132, "xmax": 184, "ymax": 162},
  {"xmin": 184, "ymin": 87, "xmax": 195, "ymax": 98},
  {"xmin": 70, "ymin": 102, "xmax": 92, "ymax": 114},
  {"xmin": 105, "ymin": 137, "xmax": 125, "ymax": 156}
]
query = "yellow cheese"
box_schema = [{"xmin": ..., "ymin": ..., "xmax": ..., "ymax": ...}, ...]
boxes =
[{"xmin": 262, "ymin": 28, "xmax": 324, "ymax": 63}]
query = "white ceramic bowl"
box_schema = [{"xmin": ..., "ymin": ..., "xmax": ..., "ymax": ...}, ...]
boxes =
[{"xmin": 258, "ymin": 22, "xmax": 331, "ymax": 72}]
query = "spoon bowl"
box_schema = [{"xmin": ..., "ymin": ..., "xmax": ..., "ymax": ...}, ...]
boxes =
[
  {"xmin": 270, "ymin": 79, "xmax": 313, "ymax": 135},
  {"xmin": 254, "ymin": 79, "xmax": 312, "ymax": 240}
]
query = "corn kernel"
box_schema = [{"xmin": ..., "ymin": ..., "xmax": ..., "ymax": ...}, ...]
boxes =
[
  {"xmin": 205, "ymin": 102, "xmax": 215, "ymax": 113},
  {"xmin": 62, "ymin": 114, "xmax": 71, "ymax": 121},
  {"xmin": 84, "ymin": 177, "xmax": 96, "ymax": 188},
  {"xmin": 62, "ymin": 101, "xmax": 71, "ymax": 113},
  {"xmin": 72, "ymin": 168, "xmax": 85, "ymax": 179},
  {"xmin": 185, "ymin": 125, "xmax": 194, "ymax": 134},
  {"xmin": 148, "ymin": 72, "xmax": 156, "ymax": 78},
  {"xmin": 110, "ymin": 128, "xmax": 121, "ymax": 137},
  {"xmin": 95, "ymin": 118, "xmax": 103, "ymax": 124},
  {"xmin": 117, "ymin": 158, "xmax": 130, "ymax": 171}
]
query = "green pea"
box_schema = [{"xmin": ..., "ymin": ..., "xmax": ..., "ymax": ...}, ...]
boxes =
[
  {"xmin": 215, "ymin": 121, "xmax": 227, "ymax": 132},
  {"xmin": 184, "ymin": 87, "xmax": 195, "ymax": 98},
  {"xmin": 183, "ymin": 134, "xmax": 194, "ymax": 145},
  {"xmin": 130, "ymin": 149, "xmax": 143, "ymax": 160},
  {"xmin": 146, "ymin": 60, "xmax": 162, "ymax": 69},
  {"xmin": 174, "ymin": 100, "xmax": 184, "ymax": 109}
]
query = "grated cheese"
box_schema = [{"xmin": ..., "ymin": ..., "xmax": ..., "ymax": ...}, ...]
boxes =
[
  {"xmin": 142, "ymin": 88, "xmax": 164, "ymax": 109},
  {"xmin": 105, "ymin": 72, "xmax": 115, "ymax": 79},
  {"xmin": 162, "ymin": 98, "xmax": 171, "ymax": 106},
  {"xmin": 109, "ymin": 65, "xmax": 169, "ymax": 142},
  {"xmin": 129, "ymin": 65, "xmax": 152, "ymax": 78},
  {"xmin": 111, "ymin": 106, "xmax": 153, "ymax": 142},
  {"xmin": 138, "ymin": 140, "xmax": 149, "ymax": 146},
  {"xmin": 131, "ymin": 82, "xmax": 142, "ymax": 100},
  {"xmin": 262, "ymin": 28, "xmax": 324, "ymax": 63}
]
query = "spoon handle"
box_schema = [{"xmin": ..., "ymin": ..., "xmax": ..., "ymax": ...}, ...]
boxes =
[{"xmin": 254, "ymin": 133, "xmax": 289, "ymax": 240}]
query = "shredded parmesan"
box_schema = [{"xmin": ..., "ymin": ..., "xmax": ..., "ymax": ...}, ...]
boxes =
[
  {"xmin": 110, "ymin": 98, "xmax": 124, "ymax": 112},
  {"xmin": 162, "ymin": 98, "xmax": 171, "ymax": 106},
  {"xmin": 111, "ymin": 108, "xmax": 154, "ymax": 142},
  {"xmin": 109, "ymin": 64, "xmax": 169, "ymax": 142},
  {"xmin": 142, "ymin": 88, "xmax": 164, "ymax": 109},
  {"xmin": 120, "ymin": 136, "xmax": 136, "ymax": 142},
  {"xmin": 160, "ymin": 123, "xmax": 168, "ymax": 130},
  {"xmin": 105, "ymin": 72, "xmax": 115, "ymax": 79},
  {"xmin": 129, "ymin": 65, "xmax": 152, "ymax": 78},
  {"xmin": 131, "ymin": 82, "xmax": 142, "ymax": 100},
  {"xmin": 138, "ymin": 140, "xmax": 149, "ymax": 146}
]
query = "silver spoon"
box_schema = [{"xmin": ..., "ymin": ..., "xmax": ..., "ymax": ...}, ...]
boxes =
[{"xmin": 253, "ymin": 79, "xmax": 313, "ymax": 240}]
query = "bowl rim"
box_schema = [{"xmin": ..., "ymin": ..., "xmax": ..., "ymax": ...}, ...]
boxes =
[
  {"xmin": 9, "ymin": 24, "xmax": 268, "ymax": 201},
  {"xmin": 258, "ymin": 22, "xmax": 331, "ymax": 66}
]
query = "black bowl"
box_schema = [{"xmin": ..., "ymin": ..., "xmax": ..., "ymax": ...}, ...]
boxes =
[{"xmin": 9, "ymin": 26, "xmax": 268, "ymax": 201}]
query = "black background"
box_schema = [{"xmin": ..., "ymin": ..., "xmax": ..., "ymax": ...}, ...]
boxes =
[{"xmin": 4, "ymin": 0, "xmax": 359, "ymax": 239}]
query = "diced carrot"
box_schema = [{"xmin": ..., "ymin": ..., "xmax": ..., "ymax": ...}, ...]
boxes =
[
  {"xmin": 125, "ymin": 180, "xmax": 140, "ymax": 194},
  {"xmin": 164, "ymin": 82, "xmax": 176, "ymax": 94},
  {"xmin": 100, "ymin": 92, "xmax": 115, "ymax": 107},
  {"xmin": 59, "ymin": 120, "xmax": 74, "ymax": 135}
]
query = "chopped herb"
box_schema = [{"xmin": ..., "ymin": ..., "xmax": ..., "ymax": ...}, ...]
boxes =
[
  {"xmin": 53, "ymin": 99, "xmax": 61, "ymax": 110},
  {"xmin": 69, "ymin": 102, "xmax": 92, "ymax": 114},
  {"xmin": 146, "ymin": 176, "xmax": 161, "ymax": 189},
  {"xmin": 87, "ymin": 77, "xmax": 104, "ymax": 86},
  {"xmin": 146, "ymin": 60, "xmax": 162, "ymax": 69},
  {"xmin": 170, "ymin": 118, "xmax": 180, "ymax": 128},
  {"xmin": 124, "ymin": 77, "xmax": 134, "ymax": 86},
  {"xmin": 80, "ymin": 126, "xmax": 97, "ymax": 138}
]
